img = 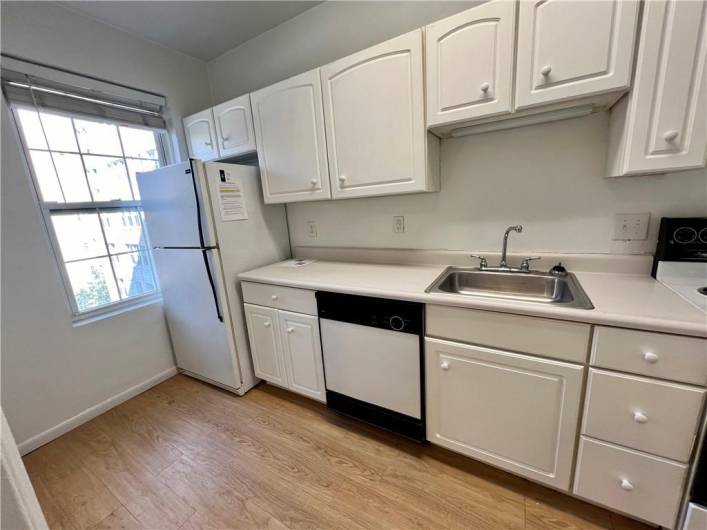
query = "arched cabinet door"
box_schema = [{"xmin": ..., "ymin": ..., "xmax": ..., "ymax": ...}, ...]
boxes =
[
  {"xmin": 320, "ymin": 29, "xmax": 438, "ymax": 200},
  {"xmin": 515, "ymin": 0, "xmax": 639, "ymax": 110},
  {"xmin": 251, "ymin": 69, "xmax": 331, "ymax": 204},
  {"xmin": 213, "ymin": 94, "xmax": 256, "ymax": 158},
  {"xmin": 183, "ymin": 108, "xmax": 219, "ymax": 160},
  {"xmin": 426, "ymin": 0, "xmax": 516, "ymax": 127}
]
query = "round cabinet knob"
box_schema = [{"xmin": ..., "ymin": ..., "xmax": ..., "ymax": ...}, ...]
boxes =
[
  {"xmin": 310, "ymin": 178, "xmax": 318, "ymax": 186},
  {"xmin": 286, "ymin": 327, "xmax": 294, "ymax": 334},
  {"xmin": 540, "ymin": 65, "xmax": 552, "ymax": 77},
  {"xmin": 441, "ymin": 362, "xmax": 450, "ymax": 371},
  {"xmin": 643, "ymin": 351, "xmax": 659, "ymax": 364},
  {"xmin": 263, "ymin": 321, "xmax": 271, "ymax": 328},
  {"xmin": 633, "ymin": 411, "xmax": 648, "ymax": 424},
  {"xmin": 480, "ymin": 82, "xmax": 490, "ymax": 93},
  {"xmin": 620, "ymin": 479, "xmax": 634, "ymax": 492},
  {"xmin": 271, "ymin": 295, "xmax": 278, "ymax": 301},
  {"xmin": 663, "ymin": 130, "xmax": 679, "ymax": 142},
  {"xmin": 338, "ymin": 175, "xmax": 347, "ymax": 182}
]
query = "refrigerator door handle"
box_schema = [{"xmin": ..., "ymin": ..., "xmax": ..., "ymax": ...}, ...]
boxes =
[
  {"xmin": 188, "ymin": 158, "xmax": 209, "ymax": 248},
  {"xmin": 202, "ymin": 248, "xmax": 223, "ymax": 322}
]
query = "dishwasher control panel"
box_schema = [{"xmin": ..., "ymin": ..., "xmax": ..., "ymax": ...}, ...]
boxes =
[{"xmin": 316, "ymin": 291, "xmax": 423, "ymax": 335}]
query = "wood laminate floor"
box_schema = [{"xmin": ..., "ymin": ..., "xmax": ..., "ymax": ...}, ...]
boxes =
[{"xmin": 23, "ymin": 375, "xmax": 655, "ymax": 530}]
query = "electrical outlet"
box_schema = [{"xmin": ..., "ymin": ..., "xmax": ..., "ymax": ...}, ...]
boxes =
[
  {"xmin": 613, "ymin": 213, "xmax": 650, "ymax": 240},
  {"xmin": 393, "ymin": 216, "xmax": 405, "ymax": 234},
  {"xmin": 306, "ymin": 221, "xmax": 318, "ymax": 239}
]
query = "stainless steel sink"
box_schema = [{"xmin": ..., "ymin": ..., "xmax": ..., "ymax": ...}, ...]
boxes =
[{"xmin": 426, "ymin": 267, "xmax": 594, "ymax": 309}]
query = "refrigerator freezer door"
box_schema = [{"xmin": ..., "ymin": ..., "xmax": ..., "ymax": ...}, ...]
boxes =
[
  {"xmin": 137, "ymin": 160, "xmax": 217, "ymax": 248},
  {"xmin": 153, "ymin": 247, "xmax": 241, "ymax": 389}
]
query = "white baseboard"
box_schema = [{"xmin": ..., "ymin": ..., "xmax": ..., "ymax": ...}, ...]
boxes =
[{"xmin": 17, "ymin": 366, "xmax": 178, "ymax": 456}]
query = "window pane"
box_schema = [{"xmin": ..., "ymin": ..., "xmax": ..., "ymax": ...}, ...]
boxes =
[
  {"xmin": 84, "ymin": 155, "xmax": 132, "ymax": 201},
  {"xmin": 66, "ymin": 258, "xmax": 120, "ymax": 312},
  {"xmin": 40, "ymin": 112, "xmax": 78, "ymax": 152},
  {"xmin": 100, "ymin": 209, "xmax": 147, "ymax": 253},
  {"xmin": 119, "ymin": 126, "xmax": 159, "ymax": 159},
  {"xmin": 125, "ymin": 158, "xmax": 158, "ymax": 200},
  {"xmin": 16, "ymin": 108, "xmax": 47, "ymax": 149},
  {"xmin": 52, "ymin": 153, "xmax": 91, "ymax": 202},
  {"xmin": 51, "ymin": 211, "xmax": 107, "ymax": 261},
  {"xmin": 28, "ymin": 150, "xmax": 63, "ymax": 202},
  {"xmin": 112, "ymin": 252, "xmax": 155, "ymax": 299},
  {"xmin": 74, "ymin": 119, "xmax": 122, "ymax": 156}
]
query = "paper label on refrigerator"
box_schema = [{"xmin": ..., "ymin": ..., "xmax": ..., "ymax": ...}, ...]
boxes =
[{"xmin": 217, "ymin": 170, "xmax": 248, "ymax": 221}]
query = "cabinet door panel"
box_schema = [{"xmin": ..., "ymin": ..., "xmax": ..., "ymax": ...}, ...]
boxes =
[
  {"xmin": 426, "ymin": 0, "xmax": 515, "ymax": 126},
  {"xmin": 426, "ymin": 337, "xmax": 583, "ymax": 490},
  {"xmin": 622, "ymin": 0, "xmax": 707, "ymax": 174},
  {"xmin": 278, "ymin": 311, "xmax": 325, "ymax": 402},
  {"xmin": 321, "ymin": 30, "xmax": 429, "ymax": 199},
  {"xmin": 515, "ymin": 0, "xmax": 639, "ymax": 109},
  {"xmin": 244, "ymin": 304, "xmax": 286, "ymax": 386},
  {"xmin": 183, "ymin": 109, "xmax": 219, "ymax": 160},
  {"xmin": 251, "ymin": 69, "xmax": 331, "ymax": 203},
  {"xmin": 213, "ymin": 94, "xmax": 256, "ymax": 157}
]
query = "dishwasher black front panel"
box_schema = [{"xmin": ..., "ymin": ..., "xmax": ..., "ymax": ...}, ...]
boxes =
[{"xmin": 316, "ymin": 291, "xmax": 423, "ymax": 334}]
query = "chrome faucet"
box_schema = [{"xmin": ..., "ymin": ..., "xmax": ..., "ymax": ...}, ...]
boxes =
[
  {"xmin": 500, "ymin": 225, "xmax": 523, "ymax": 268},
  {"xmin": 469, "ymin": 224, "xmax": 541, "ymax": 272}
]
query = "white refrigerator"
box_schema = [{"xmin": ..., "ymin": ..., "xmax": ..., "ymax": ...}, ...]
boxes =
[{"xmin": 137, "ymin": 160, "xmax": 290, "ymax": 394}]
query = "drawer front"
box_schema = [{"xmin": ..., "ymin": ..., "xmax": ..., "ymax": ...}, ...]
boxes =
[
  {"xmin": 426, "ymin": 305, "xmax": 590, "ymax": 363},
  {"xmin": 241, "ymin": 281, "xmax": 317, "ymax": 315},
  {"xmin": 591, "ymin": 326, "xmax": 707, "ymax": 385},
  {"xmin": 573, "ymin": 437, "xmax": 687, "ymax": 529},
  {"xmin": 583, "ymin": 369, "xmax": 704, "ymax": 462}
]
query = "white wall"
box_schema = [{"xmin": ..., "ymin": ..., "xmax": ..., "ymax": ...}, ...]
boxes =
[
  {"xmin": 207, "ymin": 1, "xmax": 478, "ymax": 102},
  {"xmin": 287, "ymin": 113, "xmax": 707, "ymax": 254},
  {"xmin": 207, "ymin": 1, "xmax": 707, "ymax": 256},
  {"xmin": 0, "ymin": 2, "xmax": 210, "ymax": 449}
]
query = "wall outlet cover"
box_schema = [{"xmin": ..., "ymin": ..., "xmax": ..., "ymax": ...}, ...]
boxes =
[
  {"xmin": 613, "ymin": 213, "xmax": 650, "ymax": 241},
  {"xmin": 306, "ymin": 221, "xmax": 318, "ymax": 239},
  {"xmin": 393, "ymin": 215, "xmax": 405, "ymax": 233}
]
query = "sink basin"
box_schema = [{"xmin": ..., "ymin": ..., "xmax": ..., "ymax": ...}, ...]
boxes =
[{"xmin": 426, "ymin": 267, "xmax": 594, "ymax": 309}]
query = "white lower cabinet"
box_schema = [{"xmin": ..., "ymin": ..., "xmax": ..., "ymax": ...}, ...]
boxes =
[
  {"xmin": 425, "ymin": 337, "xmax": 584, "ymax": 490},
  {"xmin": 244, "ymin": 303, "xmax": 325, "ymax": 402},
  {"xmin": 574, "ymin": 437, "xmax": 687, "ymax": 529},
  {"xmin": 278, "ymin": 310, "xmax": 326, "ymax": 402}
]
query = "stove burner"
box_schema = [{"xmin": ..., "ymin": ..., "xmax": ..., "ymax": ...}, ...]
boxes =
[{"xmin": 698, "ymin": 287, "xmax": 707, "ymax": 297}]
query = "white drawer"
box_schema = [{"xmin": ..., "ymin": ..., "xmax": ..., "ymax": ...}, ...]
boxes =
[
  {"xmin": 573, "ymin": 437, "xmax": 688, "ymax": 529},
  {"xmin": 591, "ymin": 326, "xmax": 707, "ymax": 386},
  {"xmin": 583, "ymin": 369, "xmax": 704, "ymax": 462},
  {"xmin": 426, "ymin": 305, "xmax": 590, "ymax": 363},
  {"xmin": 241, "ymin": 281, "xmax": 317, "ymax": 315}
]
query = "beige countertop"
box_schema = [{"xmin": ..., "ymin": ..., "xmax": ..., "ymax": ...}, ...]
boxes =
[{"xmin": 238, "ymin": 259, "xmax": 707, "ymax": 338}]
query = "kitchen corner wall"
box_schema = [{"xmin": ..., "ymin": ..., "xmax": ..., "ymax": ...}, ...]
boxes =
[
  {"xmin": 208, "ymin": 1, "xmax": 707, "ymax": 256},
  {"xmin": 0, "ymin": 2, "xmax": 211, "ymax": 450}
]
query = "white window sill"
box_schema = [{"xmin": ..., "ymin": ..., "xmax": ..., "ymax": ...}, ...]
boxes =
[{"xmin": 72, "ymin": 293, "xmax": 163, "ymax": 327}]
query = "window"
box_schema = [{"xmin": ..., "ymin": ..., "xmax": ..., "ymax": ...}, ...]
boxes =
[{"xmin": 13, "ymin": 107, "xmax": 165, "ymax": 317}]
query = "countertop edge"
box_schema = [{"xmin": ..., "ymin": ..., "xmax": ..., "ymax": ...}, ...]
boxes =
[{"xmin": 238, "ymin": 272, "xmax": 707, "ymax": 339}]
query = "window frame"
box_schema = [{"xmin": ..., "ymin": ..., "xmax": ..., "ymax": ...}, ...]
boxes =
[{"xmin": 10, "ymin": 103, "xmax": 170, "ymax": 322}]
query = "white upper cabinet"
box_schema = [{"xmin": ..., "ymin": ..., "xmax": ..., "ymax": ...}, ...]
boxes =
[
  {"xmin": 515, "ymin": 0, "xmax": 639, "ymax": 110},
  {"xmin": 321, "ymin": 29, "xmax": 439, "ymax": 199},
  {"xmin": 213, "ymin": 94, "xmax": 256, "ymax": 158},
  {"xmin": 251, "ymin": 69, "xmax": 331, "ymax": 204},
  {"xmin": 183, "ymin": 108, "xmax": 219, "ymax": 161},
  {"xmin": 607, "ymin": 0, "xmax": 707, "ymax": 177},
  {"xmin": 426, "ymin": 0, "xmax": 516, "ymax": 127}
]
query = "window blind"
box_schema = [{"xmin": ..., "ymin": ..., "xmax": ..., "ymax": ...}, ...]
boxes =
[{"xmin": 1, "ymin": 56, "xmax": 167, "ymax": 129}]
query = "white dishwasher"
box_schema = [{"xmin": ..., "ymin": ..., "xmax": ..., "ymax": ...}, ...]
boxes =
[{"xmin": 316, "ymin": 291, "xmax": 425, "ymax": 440}]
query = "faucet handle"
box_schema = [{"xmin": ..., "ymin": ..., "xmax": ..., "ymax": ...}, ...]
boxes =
[
  {"xmin": 520, "ymin": 256, "xmax": 541, "ymax": 271},
  {"xmin": 469, "ymin": 255, "xmax": 488, "ymax": 269}
]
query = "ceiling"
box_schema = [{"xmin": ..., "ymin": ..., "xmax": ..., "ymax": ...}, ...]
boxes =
[{"xmin": 57, "ymin": 1, "xmax": 322, "ymax": 61}]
